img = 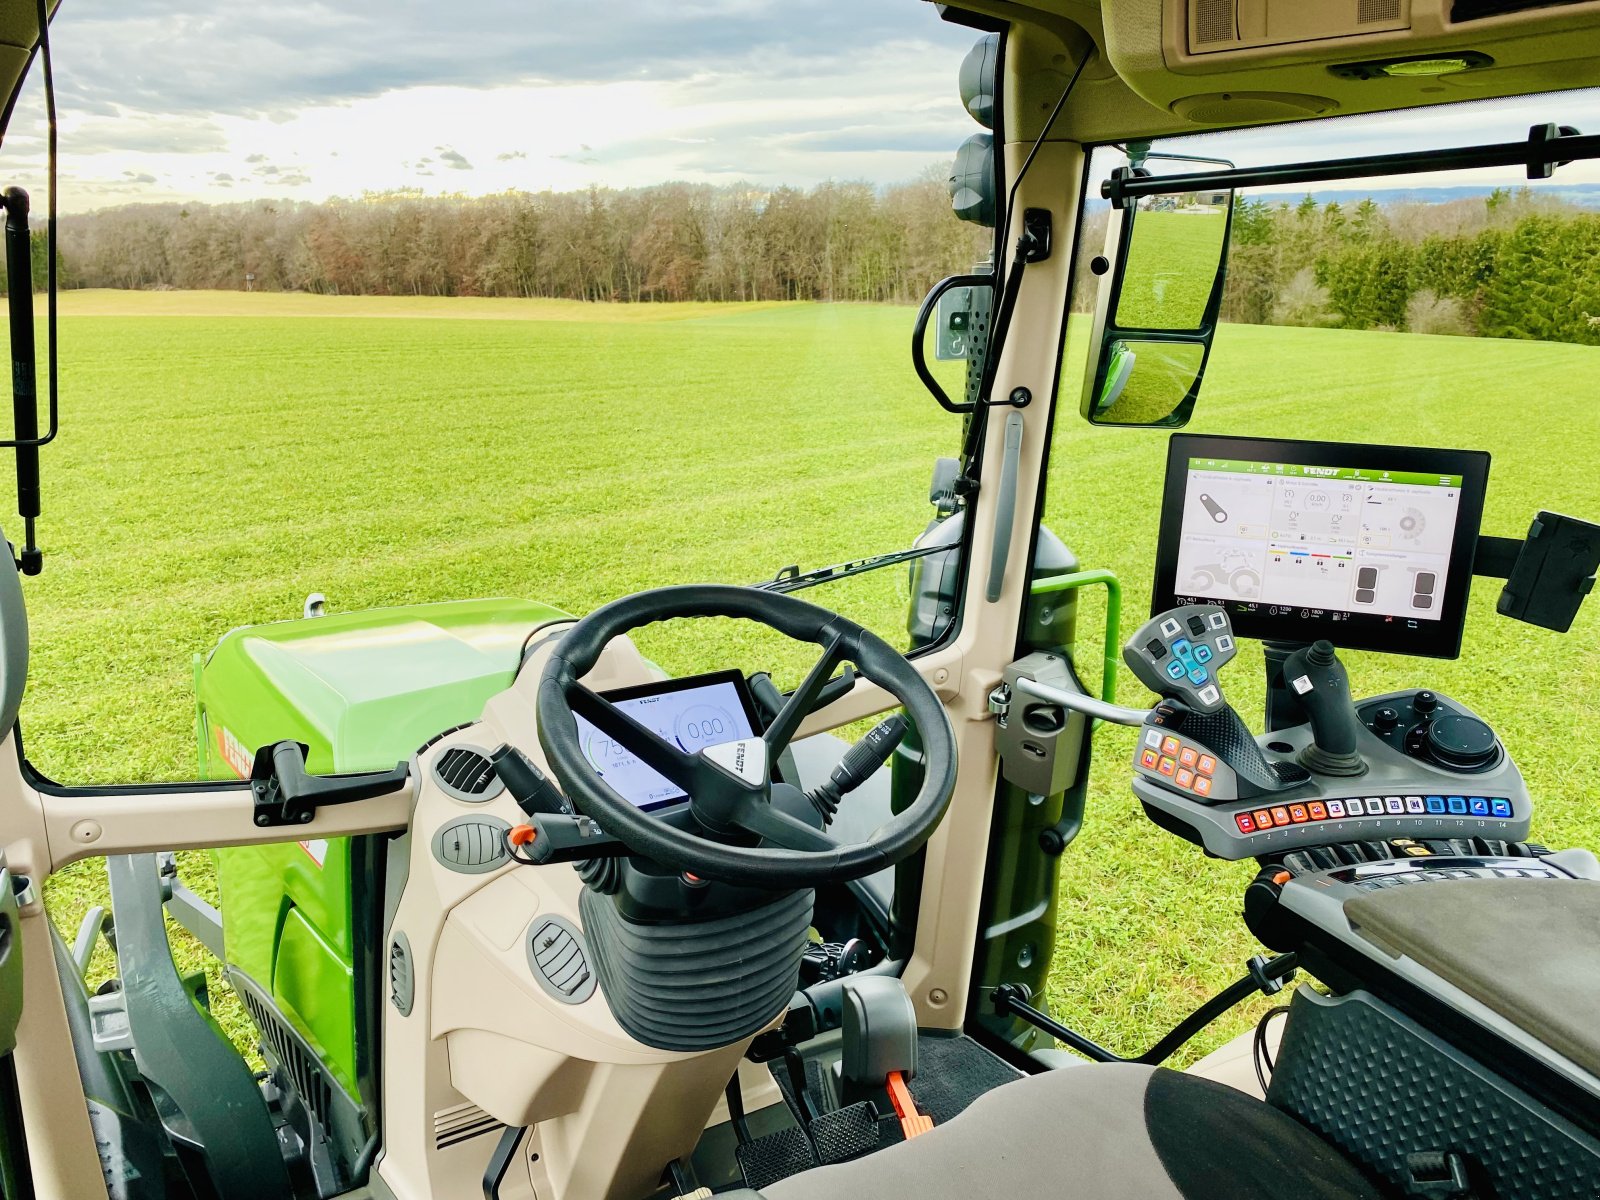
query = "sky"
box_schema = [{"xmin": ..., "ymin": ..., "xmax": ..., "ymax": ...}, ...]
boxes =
[
  {"xmin": 2, "ymin": 2, "xmax": 1598, "ymax": 216},
  {"xmin": 0, "ymin": 0, "xmax": 987, "ymax": 213}
]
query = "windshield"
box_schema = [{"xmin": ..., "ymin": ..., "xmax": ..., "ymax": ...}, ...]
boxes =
[
  {"xmin": 1047, "ymin": 89, "xmax": 1600, "ymax": 1059},
  {"xmin": 1, "ymin": 4, "xmax": 993, "ymax": 786}
]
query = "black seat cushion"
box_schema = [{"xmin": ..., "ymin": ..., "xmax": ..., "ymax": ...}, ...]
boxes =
[{"xmin": 765, "ymin": 1062, "xmax": 1380, "ymax": 1199}]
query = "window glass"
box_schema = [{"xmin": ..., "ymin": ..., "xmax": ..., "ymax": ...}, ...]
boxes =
[
  {"xmin": 1046, "ymin": 90, "xmax": 1600, "ymax": 1060},
  {"xmin": 0, "ymin": 4, "xmax": 994, "ymax": 786}
]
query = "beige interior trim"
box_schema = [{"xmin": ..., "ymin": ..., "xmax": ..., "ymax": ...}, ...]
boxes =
[{"xmin": 902, "ymin": 135, "xmax": 1086, "ymax": 1029}]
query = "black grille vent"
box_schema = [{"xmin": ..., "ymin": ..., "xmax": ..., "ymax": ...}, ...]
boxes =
[
  {"xmin": 432, "ymin": 745, "xmax": 502, "ymax": 801},
  {"xmin": 390, "ymin": 932, "xmax": 414, "ymax": 1017},
  {"xmin": 240, "ymin": 984, "xmax": 334, "ymax": 1127}
]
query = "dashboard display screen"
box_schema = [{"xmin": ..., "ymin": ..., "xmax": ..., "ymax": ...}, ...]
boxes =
[
  {"xmin": 573, "ymin": 670, "xmax": 762, "ymax": 811},
  {"xmin": 1154, "ymin": 435, "xmax": 1489, "ymax": 658}
]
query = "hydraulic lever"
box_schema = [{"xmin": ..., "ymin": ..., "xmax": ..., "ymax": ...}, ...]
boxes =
[{"xmin": 1281, "ymin": 640, "xmax": 1366, "ymax": 776}]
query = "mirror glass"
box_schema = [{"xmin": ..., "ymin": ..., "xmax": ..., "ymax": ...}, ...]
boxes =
[
  {"xmin": 917, "ymin": 279, "xmax": 994, "ymax": 412},
  {"xmin": 1085, "ymin": 339, "xmax": 1205, "ymax": 426},
  {"xmin": 1113, "ymin": 194, "xmax": 1231, "ymax": 332}
]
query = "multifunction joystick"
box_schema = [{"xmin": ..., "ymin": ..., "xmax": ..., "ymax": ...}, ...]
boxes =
[{"xmin": 1122, "ymin": 603, "xmax": 1237, "ymax": 714}]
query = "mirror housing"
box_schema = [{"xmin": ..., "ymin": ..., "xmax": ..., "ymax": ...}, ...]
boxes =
[
  {"xmin": 1080, "ymin": 177, "xmax": 1233, "ymax": 427},
  {"xmin": 913, "ymin": 273, "xmax": 995, "ymax": 413}
]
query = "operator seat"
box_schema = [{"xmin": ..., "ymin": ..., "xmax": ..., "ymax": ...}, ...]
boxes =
[{"xmin": 757, "ymin": 1062, "xmax": 1379, "ymax": 1199}]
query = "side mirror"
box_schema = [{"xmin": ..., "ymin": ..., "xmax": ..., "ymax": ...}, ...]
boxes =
[
  {"xmin": 913, "ymin": 274, "xmax": 995, "ymax": 413},
  {"xmin": 1079, "ymin": 185, "xmax": 1232, "ymax": 427}
]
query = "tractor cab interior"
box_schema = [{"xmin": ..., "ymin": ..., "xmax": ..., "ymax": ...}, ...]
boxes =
[{"xmin": 0, "ymin": 1, "xmax": 1597, "ymax": 1199}]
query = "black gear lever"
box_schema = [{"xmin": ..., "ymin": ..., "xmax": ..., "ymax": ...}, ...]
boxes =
[{"xmin": 1281, "ymin": 640, "xmax": 1366, "ymax": 777}]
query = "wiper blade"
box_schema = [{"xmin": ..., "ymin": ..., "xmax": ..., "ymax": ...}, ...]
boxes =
[{"xmin": 753, "ymin": 543, "xmax": 952, "ymax": 595}]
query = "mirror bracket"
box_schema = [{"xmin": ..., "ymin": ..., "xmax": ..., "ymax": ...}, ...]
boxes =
[{"xmin": 1018, "ymin": 208, "xmax": 1052, "ymax": 263}]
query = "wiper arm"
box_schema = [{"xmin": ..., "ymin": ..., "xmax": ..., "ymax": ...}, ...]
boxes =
[{"xmin": 753, "ymin": 543, "xmax": 952, "ymax": 595}]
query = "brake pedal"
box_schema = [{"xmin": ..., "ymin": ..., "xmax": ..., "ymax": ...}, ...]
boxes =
[{"xmin": 736, "ymin": 1125, "xmax": 818, "ymax": 1191}]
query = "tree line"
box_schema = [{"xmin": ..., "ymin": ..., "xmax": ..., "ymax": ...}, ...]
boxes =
[
  {"xmin": 36, "ymin": 171, "xmax": 990, "ymax": 305},
  {"xmin": 1072, "ymin": 187, "xmax": 1600, "ymax": 347},
  {"xmin": 1224, "ymin": 187, "xmax": 1600, "ymax": 345}
]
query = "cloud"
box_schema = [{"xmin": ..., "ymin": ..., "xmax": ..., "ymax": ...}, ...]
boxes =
[
  {"xmin": 496, "ymin": 150, "xmax": 525, "ymax": 161},
  {"xmin": 438, "ymin": 148, "xmax": 472, "ymax": 169},
  {"xmin": 212, "ymin": 172, "xmax": 234, "ymax": 181},
  {"xmin": 245, "ymin": 153, "xmax": 269, "ymax": 164},
  {"xmin": 122, "ymin": 171, "xmax": 157, "ymax": 184}
]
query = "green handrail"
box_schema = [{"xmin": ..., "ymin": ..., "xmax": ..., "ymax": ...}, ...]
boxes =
[{"xmin": 1029, "ymin": 568, "xmax": 1122, "ymax": 706}]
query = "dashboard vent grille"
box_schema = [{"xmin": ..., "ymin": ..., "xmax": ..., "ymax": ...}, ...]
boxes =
[
  {"xmin": 434, "ymin": 1102, "xmax": 504, "ymax": 1150},
  {"xmin": 1358, "ymin": 0, "xmax": 1403, "ymax": 21},
  {"xmin": 389, "ymin": 932, "xmax": 414, "ymax": 1017},
  {"xmin": 1193, "ymin": 0, "xmax": 1238, "ymax": 44},
  {"xmin": 432, "ymin": 745, "xmax": 502, "ymax": 802}
]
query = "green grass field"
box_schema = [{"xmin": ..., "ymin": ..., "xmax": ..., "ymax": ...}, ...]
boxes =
[{"xmin": 33, "ymin": 290, "xmax": 1600, "ymax": 1069}]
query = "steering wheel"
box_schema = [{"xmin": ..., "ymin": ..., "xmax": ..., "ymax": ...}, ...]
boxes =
[{"xmin": 536, "ymin": 584, "xmax": 958, "ymax": 891}]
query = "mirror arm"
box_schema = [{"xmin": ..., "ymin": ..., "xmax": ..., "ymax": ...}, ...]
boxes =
[{"xmin": 911, "ymin": 273, "xmax": 991, "ymax": 414}]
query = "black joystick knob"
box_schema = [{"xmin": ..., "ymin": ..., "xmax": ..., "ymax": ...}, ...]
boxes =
[
  {"xmin": 1373, "ymin": 707, "xmax": 1400, "ymax": 734},
  {"xmin": 1426, "ymin": 715, "xmax": 1498, "ymax": 771},
  {"xmin": 1283, "ymin": 640, "xmax": 1366, "ymax": 778},
  {"xmin": 1413, "ymin": 690, "xmax": 1439, "ymax": 718}
]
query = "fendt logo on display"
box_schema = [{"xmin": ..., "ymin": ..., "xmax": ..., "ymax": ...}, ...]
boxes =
[{"xmin": 1303, "ymin": 467, "xmax": 1341, "ymax": 477}]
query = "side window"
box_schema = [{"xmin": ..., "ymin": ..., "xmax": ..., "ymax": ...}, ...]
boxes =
[{"xmin": 1044, "ymin": 94, "xmax": 1600, "ymax": 1059}]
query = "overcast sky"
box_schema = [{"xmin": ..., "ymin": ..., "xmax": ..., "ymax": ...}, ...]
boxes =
[
  {"xmin": 3, "ymin": 1, "xmax": 1599, "ymax": 214},
  {"xmin": 0, "ymin": 0, "xmax": 985, "ymax": 213}
]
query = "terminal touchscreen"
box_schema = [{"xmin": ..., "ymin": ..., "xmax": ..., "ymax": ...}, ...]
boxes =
[
  {"xmin": 1152, "ymin": 435, "xmax": 1490, "ymax": 658},
  {"xmin": 574, "ymin": 669, "xmax": 762, "ymax": 811}
]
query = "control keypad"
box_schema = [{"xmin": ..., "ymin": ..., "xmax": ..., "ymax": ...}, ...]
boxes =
[{"xmin": 1124, "ymin": 604, "xmax": 1238, "ymax": 714}]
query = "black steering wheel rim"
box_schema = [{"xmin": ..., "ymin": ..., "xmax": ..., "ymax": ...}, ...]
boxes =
[{"xmin": 536, "ymin": 584, "xmax": 958, "ymax": 890}]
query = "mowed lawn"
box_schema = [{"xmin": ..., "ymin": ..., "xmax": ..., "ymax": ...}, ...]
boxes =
[{"xmin": 33, "ymin": 290, "xmax": 1600, "ymax": 1065}]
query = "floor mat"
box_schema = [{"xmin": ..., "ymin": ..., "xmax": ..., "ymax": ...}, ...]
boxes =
[{"xmin": 906, "ymin": 1033, "xmax": 1023, "ymax": 1125}]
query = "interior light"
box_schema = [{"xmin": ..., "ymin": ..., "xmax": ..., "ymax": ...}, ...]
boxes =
[{"xmin": 1329, "ymin": 51, "xmax": 1494, "ymax": 81}]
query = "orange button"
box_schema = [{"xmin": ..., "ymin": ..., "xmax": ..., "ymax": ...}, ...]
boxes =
[
  {"xmin": 1253, "ymin": 808, "xmax": 1275, "ymax": 828},
  {"xmin": 1270, "ymin": 806, "xmax": 1291, "ymax": 826},
  {"xmin": 1308, "ymin": 801, "xmax": 1328, "ymax": 820},
  {"xmin": 1160, "ymin": 736, "xmax": 1181, "ymax": 757},
  {"xmin": 1289, "ymin": 804, "xmax": 1309, "ymax": 823},
  {"xmin": 1176, "ymin": 768, "xmax": 1196, "ymax": 789},
  {"xmin": 1140, "ymin": 748, "xmax": 1160, "ymax": 770},
  {"xmin": 1179, "ymin": 747, "xmax": 1199, "ymax": 768},
  {"xmin": 1193, "ymin": 776, "xmax": 1212, "ymax": 797},
  {"xmin": 1197, "ymin": 755, "xmax": 1217, "ymax": 776},
  {"xmin": 1158, "ymin": 756, "xmax": 1177, "ymax": 776}
]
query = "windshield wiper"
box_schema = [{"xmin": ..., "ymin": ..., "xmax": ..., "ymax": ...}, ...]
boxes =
[{"xmin": 753, "ymin": 543, "xmax": 953, "ymax": 595}]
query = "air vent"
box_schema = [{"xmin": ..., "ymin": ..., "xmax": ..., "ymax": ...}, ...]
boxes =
[
  {"xmin": 390, "ymin": 932, "xmax": 414, "ymax": 1017},
  {"xmin": 1194, "ymin": 0, "xmax": 1238, "ymax": 44},
  {"xmin": 433, "ymin": 1101, "xmax": 504, "ymax": 1150},
  {"xmin": 1358, "ymin": 0, "xmax": 1402, "ymax": 20},
  {"xmin": 432, "ymin": 744, "xmax": 503, "ymax": 802},
  {"xmin": 431, "ymin": 816, "xmax": 512, "ymax": 875},
  {"xmin": 526, "ymin": 916, "xmax": 597, "ymax": 1004}
]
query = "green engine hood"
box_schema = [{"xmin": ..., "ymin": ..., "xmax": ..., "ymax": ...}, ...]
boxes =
[{"xmin": 197, "ymin": 597, "xmax": 570, "ymax": 777}]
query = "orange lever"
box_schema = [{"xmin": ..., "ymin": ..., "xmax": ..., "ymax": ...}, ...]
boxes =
[
  {"xmin": 886, "ymin": 1071, "xmax": 933, "ymax": 1139},
  {"xmin": 507, "ymin": 824, "xmax": 538, "ymax": 847}
]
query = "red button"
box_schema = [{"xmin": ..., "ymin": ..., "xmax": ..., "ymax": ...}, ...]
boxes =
[
  {"xmin": 1158, "ymin": 756, "xmax": 1177, "ymax": 777},
  {"xmin": 1193, "ymin": 776, "xmax": 1212, "ymax": 798},
  {"xmin": 1289, "ymin": 804, "xmax": 1309, "ymax": 823},
  {"xmin": 1176, "ymin": 768, "xmax": 1196, "ymax": 789},
  {"xmin": 1253, "ymin": 808, "xmax": 1274, "ymax": 828},
  {"xmin": 1160, "ymin": 736, "xmax": 1181, "ymax": 757},
  {"xmin": 1270, "ymin": 807, "xmax": 1291, "ymax": 826},
  {"xmin": 1179, "ymin": 747, "xmax": 1199, "ymax": 769},
  {"xmin": 1235, "ymin": 812, "xmax": 1256, "ymax": 833},
  {"xmin": 1197, "ymin": 755, "xmax": 1217, "ymax": 777},
  {"xmin": 1140, "ymin": 748, "xmax": 1160, "ymax": 770},
  {"xmin": 1308, "ymin": 802, "xmax": 1327, "ymax": 821}
]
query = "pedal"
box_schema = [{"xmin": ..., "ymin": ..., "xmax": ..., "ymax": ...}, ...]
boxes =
[
  {"xmin": 735, "ymin": 1125, "xmax": 818, "ymax": 1191},
  {"xmin": 807, "ymin": 1101, "xmax": 880, "ymax": 1165}
]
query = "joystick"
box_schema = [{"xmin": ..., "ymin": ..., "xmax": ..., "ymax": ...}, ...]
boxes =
[
  {"xmin": 1282, "ymin": 640, "xmax": 1366, "ymax": 777},
  {"xmin": 1126, "ymin": 605, "xmax": 1309, "ymax": 802}
]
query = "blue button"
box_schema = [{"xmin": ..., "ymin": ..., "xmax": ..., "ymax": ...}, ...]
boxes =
[
  {"xmin": 1447, "ymin": 796, "xmax": 1467, "ymax": 814},
  {"xmin": 1468, "ymin": 797, "xmax": 1489, "ymax": 816},
  {"xmin": 1194, "ymin": 645, "xmax": 1213, "ymax": 664},
  {"xmin": 1188, "ymin": 667, "xmax": 1209, "ymax": 685},
  {"xmin": 1490, "ymin": 798, "xmax": 1512, "ymax": 818},
  {"xmin": 1172, "ymin": 638, "xmax": 1191, "ymax": 657},
  {"xmin": 1166, "ymin": 660, "xmax": 1186, "ymax": 680},
  {"xmin": 1425, "ymin": 796, "xmax": 1446, "ymax": 814}
]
